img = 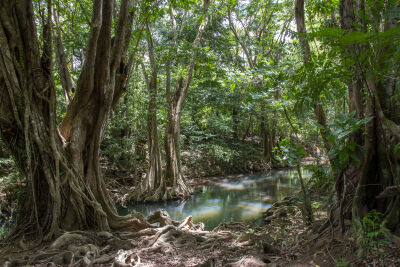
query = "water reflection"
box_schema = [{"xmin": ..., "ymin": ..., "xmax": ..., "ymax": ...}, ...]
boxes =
[{"xmin": 118, "ymin": 168, "xmax": 312, "ymax": 230}]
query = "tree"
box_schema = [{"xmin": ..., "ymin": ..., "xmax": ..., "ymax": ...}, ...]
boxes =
[
  {"xmin": 0, "ymin": 0, "xmax": 147, "ymax": 241},
  {"xmin": 294, "ymin": 0, "xmax": 331, "ymax": 155},
  {"xmin": 136, "ymin": 23, "xmax": 167, "ymax": 202},
  {"xmin": 226, "ymin": 0, "xmax": 292, "ymax": 165},
  {"xmin": 336, "ymin": 0, "xmax": 400, "ymax": 230},
  {"xmin": 164, "ymin": 0, "xmax": 211, "ymax": 197},
  {"xmin": 276, "ymin": 139, "xmax": 313, "ymax": 223}
]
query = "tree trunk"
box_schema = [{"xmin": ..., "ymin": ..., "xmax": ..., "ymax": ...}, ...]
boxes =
[
  {"xmin": 0, "ymin": 0, "xmax": 149, "ymax": 241},
  {"xmin": 164, "ymin": 0, "xmax": 211, "ymax": 197},
  {"xmin": 52, "ymin": 4, "xmax": 75, "ymax": 105},
  {"xmin": 260, "ymin": 104, "xmax": 273, "ymax": 163},
  {"xmin": 294, "ymin": 0, "xmax": 332, "ymax": 155},
  {"xmin": 134, "ymin": 24, "xmax": 169, "ymax": 202},
  {"xmin": 297, "ymin": 165, "xmax": 314, "ymax": 224},
  {"xmin": 57, "ymin": 0, "xmax": 144, "ymax": 231},
  {"xmin": 337, "ymin": 0, "xmax": 400, "ymax": 230},
  {"xmin": 232, "ymin": 106, "xmax": 239, "ymax": 139}
]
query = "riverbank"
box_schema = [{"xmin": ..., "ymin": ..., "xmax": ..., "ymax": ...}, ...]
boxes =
[{"xmin": 263, "ymin": 196, "xmax": 400, "ymax": 267}]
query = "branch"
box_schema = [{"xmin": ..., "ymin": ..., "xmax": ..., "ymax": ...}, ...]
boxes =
[
  {"xmin": 59, "ymin": 0, "xmax": 103, "ymax": 140},
  {"xmin": 52, "ymin": 4, "xmax": 74, "ymax": 105},
  {"xmin": 41, "ymin": 0, "xmax": 53, "ymax": 77},
  {"xmin": 111, "ymin": 52, "xmax": 135, "ymax": 108},
  {"xmin": 110, "ymin": 0, "xmax": 131, "ymax": 74},
  {"xmin": 228, "ymin": 8, "xmax": 254, "ymax": 68},
  {"xmin": 166, "ymin": 2, "xmax": 179, "ymax": 104},
  {"xmin": 377, "ymin": 186, "xmax": 400, "ymax": 199},
  {"xmin": 146, "ymin": 23, "xmax": 157, "ymax": 77},
  {"xmin": 175, "ymin": 0, "xmax": 211, "ymax": 115},
  {"xmin": 294, "ymin": 0, "xmax": 311, "ymax": 64}
]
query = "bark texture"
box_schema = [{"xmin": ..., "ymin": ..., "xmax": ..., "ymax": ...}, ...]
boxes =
[{"xmin": 0, "ymin": 0, "xmax": 98, "ymax": 240}]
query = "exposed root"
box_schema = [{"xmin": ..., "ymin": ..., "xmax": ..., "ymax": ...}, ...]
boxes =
[
  {"xmin": 225, "ymin": 255, "xmax": 269, "ymax": 267},
  {"xmin": 147, "ymin": 209, "xmax": 180, "ymax": 227},
  {"xmin": 1, "ymin": 210, "xmax": 284, "ymax": 266},
  {"xmin": 1, "ymin": 210, "xmax": 220, "ymax": 266},
  {"xmin": 114, "ymin": 249, "xmax": 140, "ymax": 267},
  {"xmin": 264, "ymin": 196, "xmax": 298, "ymax": 223},
  {"xmin": 50, "ymin": 232, "xmax": 94, "ymax": 249}
]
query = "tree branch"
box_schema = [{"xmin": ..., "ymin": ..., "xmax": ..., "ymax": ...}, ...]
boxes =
[
  {"xmin": 176, "ymin": 0, "xmax": 211, "ymax": 115},
  {"xmin": 228, "ymin": 8, "xmax": 254, "ymax": 68}
]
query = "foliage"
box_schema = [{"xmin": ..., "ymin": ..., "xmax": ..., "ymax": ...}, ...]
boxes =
[
  {"xmin": 351, "ymin": 210, "xmax": 390, "ymax": 256},
  {"xmin": 0, "ymin": 156, "xmax": 21, "ymax": 239},
  {"xmin": 335, "ymin": 256, "xmax": 353, "ymax": 267},
  {"xmin": 0, "ymin": 158, "xmax": 20, "ymax": 183},
  {"xmin": 306, "ymin": 164, "xmax": 333, "ymax": 188},
  {"xmin": 274, "ymin": 138, "xmax": 306, "ymax": 165},
  {"xmin": 327, "ymin": 112, "xmax": 373, "ymax": 171},
  {"xmin": 1, "ymin": 0, "xmax": 400, "ymax": 265}
]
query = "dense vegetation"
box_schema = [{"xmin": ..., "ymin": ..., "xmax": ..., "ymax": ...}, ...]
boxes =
[{"xmin": 0, "ymin": 0, "xmax": 399, "ymax": 265}]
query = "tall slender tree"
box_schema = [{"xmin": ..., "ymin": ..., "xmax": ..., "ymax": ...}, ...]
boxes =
[
  {"xmin": 294, "ymin": 0, "xmax": 331, "ymax": 155},
  {"xmin": 136, "ymin": 23, "xmax": 166, "ymax": 202},
  {"xmin": 164, "ymin": 0, "xmax": 211, "ymax": 197}
]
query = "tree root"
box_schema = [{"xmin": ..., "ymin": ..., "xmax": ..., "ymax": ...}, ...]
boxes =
[
  {"xmin": 224, "ymin": 255, "xmax": 269, "ymax": 267},
  {"xmin": 2, "ymin": 209, "xmax": 207, "ymax": 266},
  {"xmin": 2, "ymin": 210, "xmax": 278, "ymax": 266},
  {"xmin": 114, "ymin": 249, "xmax": 140, "ymax": 267}
]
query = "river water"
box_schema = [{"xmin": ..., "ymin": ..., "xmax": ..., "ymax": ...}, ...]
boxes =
[{"xmin": 118, "ymin": 168, "xmax": 312, "ymax": 230}]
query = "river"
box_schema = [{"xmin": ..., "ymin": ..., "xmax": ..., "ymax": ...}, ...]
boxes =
[{"xmin": 118, "ymin": 168, "xmax": 312, "ymax": 230}]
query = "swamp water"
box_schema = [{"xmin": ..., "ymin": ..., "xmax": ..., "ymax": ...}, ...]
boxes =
[{"xmin": 118, "ymin": 168, "xmax": 312, "ymax": 230}]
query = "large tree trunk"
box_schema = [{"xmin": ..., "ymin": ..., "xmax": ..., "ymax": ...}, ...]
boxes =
[
  {"xmin": 0, "ymin": 0, "xmax": 150, "ymax": 241},
  {"xmin": 164, "ymin": 0, "xmax": 211, "ymax": 197},
  {"xmin": 58, "ymin": 0, "xmax": 141, "ymax": 230},
  {"xmin": 335, "ymin": 0, "xmax": 400, "ymax": 230},
  {"xmin": 0, "ymin": 0, "xmax": 96, "ymax": 241}
]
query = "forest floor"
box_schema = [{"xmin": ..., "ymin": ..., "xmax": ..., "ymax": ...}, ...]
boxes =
[
  {"xmin": 257, "ymin": 190, "xmax": 400, "ymax": 267},
  {"xmin": 1, "ymin": 168, "xmax": 400, "ymax": 266}
]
